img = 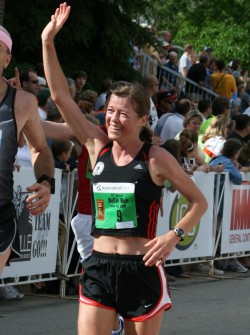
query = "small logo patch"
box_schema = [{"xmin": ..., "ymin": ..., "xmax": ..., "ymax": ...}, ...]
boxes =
[
  {"xmin": 93, "ymin": 162, "xmax": 105, "ymax": 176},
  {"xmin": 134, "ymin": 164, "xmax": 143, "ymax": 170}
]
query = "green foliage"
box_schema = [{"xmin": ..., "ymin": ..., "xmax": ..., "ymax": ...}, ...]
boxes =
[
  {"xmin": 3, "ymin": 0, "xmax": 153, "ymax": 90},
  {"xmin": 147, "ymin": 0, "xmax": 250, "ymax": 69}
]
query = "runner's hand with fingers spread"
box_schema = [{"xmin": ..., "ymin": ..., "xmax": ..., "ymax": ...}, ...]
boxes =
[
  {"xmin": 143, "ymin": 233, "xmax": 179, "ymax": 267},
  {"xmin": 41, "ymin": 2, "xmax": 71, "ymax": 42}
]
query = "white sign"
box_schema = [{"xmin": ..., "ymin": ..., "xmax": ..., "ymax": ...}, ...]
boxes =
[
  {"xmin": 221, "ymin": 174, "xmax": 250, "ymax": 254},
  {"xmin": 157, "ymin": 172, "xmax": 215, "ymax": 260},
  {"xmin": 1, "ymin": 168, "xmax": 61, "ymax": 278}
]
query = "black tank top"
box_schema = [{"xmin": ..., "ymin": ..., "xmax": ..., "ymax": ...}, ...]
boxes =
[
  {"xmin": 0, "ymin": 86, "xmax": 18, "ymax": 205},
  {"xmin": 91, "ymin": 142, "xmax": 163, "ymax": 239}
]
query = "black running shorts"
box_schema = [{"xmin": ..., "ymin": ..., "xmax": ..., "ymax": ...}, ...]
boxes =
[
  {"xmin": 79, "ymin": 250, "xmax": 172, "ymax": 321},
  {"xmin": 0, "ymin": 202, "xmax": 20, "ymax": 262}
]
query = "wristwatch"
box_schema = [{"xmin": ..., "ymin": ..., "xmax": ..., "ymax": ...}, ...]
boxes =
[
  {"xmin": 172, "ymin": 227, "xmax": 184, "ymax": 241},
  {"xmin": 37, "ymin": 175, "xmax": 55, "ymax": 194}
]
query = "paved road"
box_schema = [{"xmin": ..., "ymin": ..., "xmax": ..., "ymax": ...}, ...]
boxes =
[{"xmin": 1, "ymin": 270, "xmax": 249, "ymax": 335}]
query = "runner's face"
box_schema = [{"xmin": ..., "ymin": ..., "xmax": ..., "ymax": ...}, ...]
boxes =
[
  {"xmin": 0, "ymin": 41, "xmax": 11, "ymax": 74},
  {"xmin": 106, "ymin": 94, "xmax": 147, "ymax": 142}
]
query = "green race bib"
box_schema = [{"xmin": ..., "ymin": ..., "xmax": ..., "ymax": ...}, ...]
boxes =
[{"xmin": 93, "ymin": 182, "xmax": 137, "ymax": 229}]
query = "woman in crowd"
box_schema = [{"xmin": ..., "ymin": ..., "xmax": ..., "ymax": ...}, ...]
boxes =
[
  {"xmin": 176, "ymin": 110, "xmax": 205, "ymax": 165},
  {"xmin": 41, "ymin": 4, "xmax": 207, "ymax": 335},
  {"xmin": 199, "ymin": 115, "xmax": 229, "ymax": 163}
]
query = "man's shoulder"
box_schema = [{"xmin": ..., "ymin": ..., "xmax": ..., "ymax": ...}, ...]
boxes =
[{"xmin": 15, "ymin": 89, "xmax": 37, "ymax": 107}]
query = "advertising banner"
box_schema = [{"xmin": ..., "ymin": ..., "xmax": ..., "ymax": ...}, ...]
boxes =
[
  {"xmin": 157, "ymin": 172, "xmax": 215, "ymax": 260},
  {"xmin": 221, "ymin": 174, "xmax": 250, "ymax": 254},
  {"xmin": 1, "ymin": 168, "xmax": 61, "ymax": 278}
]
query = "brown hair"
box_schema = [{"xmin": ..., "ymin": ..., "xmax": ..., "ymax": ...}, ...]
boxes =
[
  {"xmin": 179, "ymin": 129, "xmax": 197, "ymax": 158},
  {"xmin": 108, "ymin": 81, "xmax": 150, "ymax": 119}
]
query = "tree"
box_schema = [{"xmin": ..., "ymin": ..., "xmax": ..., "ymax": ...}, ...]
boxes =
[
  {"xmin": 0, "ymin": 0, "xmax": 5, "ymax": 26},
  {"xmin": 146, "ymin": 0, "xmax": 250, "ymax": 69},
  {"xmin": 3, "ymin": 0, "xmax": 153, "ymax": 89}
]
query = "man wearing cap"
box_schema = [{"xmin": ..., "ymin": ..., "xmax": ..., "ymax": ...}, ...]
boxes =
[
  {"xmin": 203, "ymin": 46, "xmax": 213, "ymax": 59},
  {"xmin": 0, "ymin": 25, "xmax": 54, "ymax": 275},
  {"xmin": 156, "ymin": 90, "xmax": 176, "ymax": 118}
]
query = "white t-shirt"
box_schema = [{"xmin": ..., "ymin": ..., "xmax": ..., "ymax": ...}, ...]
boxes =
[
  {"xmin": 179, "ymin": 52, "xmax": 191, "ymax": 76},
  {"xmin": 243, "ymin": 107, "xmax": 250, "ymax": 116},
  {"xmin": 149, "ymin": 98, "xmax": 158, "ymax": 131}
]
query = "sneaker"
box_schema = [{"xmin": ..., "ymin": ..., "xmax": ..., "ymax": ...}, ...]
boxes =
[
  {"xmin": 0, "ymin": 286, "xmax": 24, "ymax": 300},
  {"xmin": 111, "ymin": 316, "xmax": 124, "ymax": 335},
  {"xmin": 197, "ymin": 263, "xmax": 224, "ymax": 275},
  {"xmin": 226, "ymin": 260, "xmax": 248, "ymax": 273}
]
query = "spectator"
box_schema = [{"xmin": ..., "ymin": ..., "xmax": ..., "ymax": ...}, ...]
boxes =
[
  {"xmin": 227, "ymin": 114, "xmax": 250, "ymax": 145},
  {"xmin": 178, "ymin": 129, "xmax": 221, "ymax": 175},
  {"xmin": 20, "ymin": 68, "xmax": 40, "ymax": 96},
  {"xmin": 179, "ymin": 44, "xmax": 194, "ymax": 77},
  {"xmin": 156, "ymin": 90, "xmax": 176, "ymax": 118},
  {"xmin": 231, "ymin": 59, "xmax": 243, "ymax": 86},
  {"xmin": 51, "ymin": 140, "xmax": 74, "ymax": 172},
  {"xmin": 159, "ymin": 98, "xmax": 192, "ymax": 141},
  {"xmin": 78, "ymin": 89, "xmax": 98, "ymax": 109},
  {"xmin": 210, "ymin": 59, "xmax": 237, "ymax": 99},
  {"xmin": 186, "ymin": 54, "xmax": 209, "ymax": 99},
  {"xmin": 0, "ymin": 286, "xmax": 24, "ymax": 300},
  {"xmin": 200, "ymin": 115, "xmax": 229, "ymax": 163},
  {"xmin": 203, "ymin": 46, "xmax": 213, "ymax": 59},
  {"xmin": 238, "ymin": 141, "xmax": 250, "ymax": 169},
  {"xmin": 176, "ymin": 110, "xmax": 205, "ymax": 165},
  {"xmin": 158, "ymin": 30, "xmax": 172, "ymax": 45},
  {"xmin": 72, "ymin": 70, "xmax": 87, "ymax": 102},
  {"xmin": 37, "ymin": 88, "xmax": 50, "ymax": 121},
  {"xmin": 38, "ymin": 76, "xmax": 47, "ymax": 90},
  {"xmin": 46, "ymin": 98, "xmax": 64, "ymax": 123},
  {"xmin": 51, "ymin": 139, "xmax": 75, "ymax": 281},
  {"xmin": 161, "ymin": 51, "xmax": 179, "ymax": 90},
  {"xmin": 67, "ymin": 77, "xmax": 76, "ymax": 100},
  {"xmin": 205, "ymin": 57, "xmax": 217, "ymax": 90},
  {"xmin": 198, "ymin": 99, "xmax": 212, "ymax": 122},
  {"xmin": 143, "ymin": 25, "xmax": 162, "ymax": 65},
  {"xmin": 95, "ymin": 78, "xmax": 112, "ymax": 111},
  {"xmin": 142, "ymin": 74, "xmax": 159, "ymax": 130},
  {"xmin": 199, "ymin": 96, "xmax": 230, "ymax": 135},
  {"xmin": 231, "ymin": 84, "xmax": 245, "ymax": 116},
  {"xmin": 240, "ymin": 80, "xmax": 250, "ymax": 114}
]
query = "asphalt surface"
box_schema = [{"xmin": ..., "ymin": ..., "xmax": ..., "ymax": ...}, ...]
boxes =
[{"xmin": 1, "ymin": 269, "xmax": 250, "ymax": 335}]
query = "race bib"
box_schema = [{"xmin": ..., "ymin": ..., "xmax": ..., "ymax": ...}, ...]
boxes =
[{"xmin": 93, "ymin": 182, "xmax": 137, "ymax": 229}]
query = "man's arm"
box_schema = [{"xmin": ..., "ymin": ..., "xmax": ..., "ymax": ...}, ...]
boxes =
[{"xmin": 15, "ymin": 90, "xmax": 54, "ymax": 215}]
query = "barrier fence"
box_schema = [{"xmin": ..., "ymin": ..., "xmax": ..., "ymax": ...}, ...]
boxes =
[
  {"xmin": 1, "ymin": 168, "xmax": 250, "ymax": 296},
  {"xmin": 137, "ymin": 49, "xmax": 218, "ymax": 101}
]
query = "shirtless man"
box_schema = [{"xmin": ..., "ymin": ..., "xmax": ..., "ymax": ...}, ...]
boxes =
[{"xmin": 0, "ymin": 25, "xmax": 54, "ymax": 274}]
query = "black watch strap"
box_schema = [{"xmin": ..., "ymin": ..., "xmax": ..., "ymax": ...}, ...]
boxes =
[
  {"xmin": 37, "ymin": 175, "xmax": 55, "ymax": 194},
  {"xmin": 172, "ymin": 228, "xmax": 184, "ymax": 241}
]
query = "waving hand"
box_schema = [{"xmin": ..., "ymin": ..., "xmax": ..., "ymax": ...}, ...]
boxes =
[{"xmin": 42, "ymin": 2, "xmax": 71, "ymax": 41}]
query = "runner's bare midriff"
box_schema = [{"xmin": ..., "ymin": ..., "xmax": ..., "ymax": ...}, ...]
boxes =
[{"xmin": 93, "ymin": 235, "xmax": 150, "ymax": 255}]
